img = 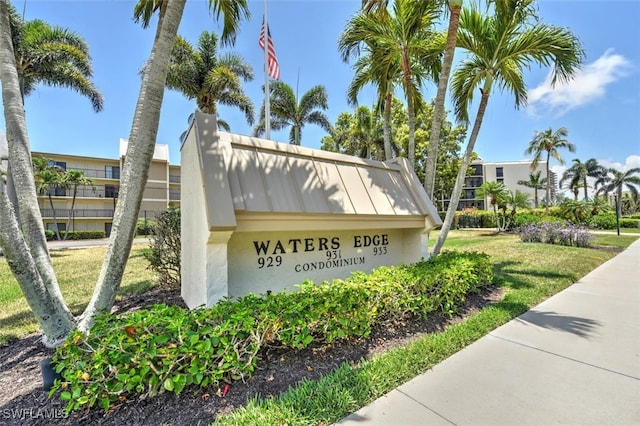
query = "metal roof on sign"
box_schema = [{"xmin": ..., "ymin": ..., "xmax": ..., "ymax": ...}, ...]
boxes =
[{"xmin": 182, "ymin": 110, "xmax": 441, "ymax": 230}]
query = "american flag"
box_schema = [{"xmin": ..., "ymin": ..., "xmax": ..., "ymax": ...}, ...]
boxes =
[{"xmin": 259, "ymin": 19, "xmax": 280, "ymax": 80}]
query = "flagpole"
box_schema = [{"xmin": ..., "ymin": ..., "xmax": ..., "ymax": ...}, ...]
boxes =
[{"xmin": 263, "ymin": 0, "xmax": 271, "ymax": 140}]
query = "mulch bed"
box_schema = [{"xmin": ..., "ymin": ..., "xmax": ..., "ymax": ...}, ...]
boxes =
[{"xmin": 0, "ymin": 285, "xmax": 503, "ymax": 426}]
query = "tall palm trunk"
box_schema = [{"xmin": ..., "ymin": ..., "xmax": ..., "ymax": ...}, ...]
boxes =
[
  {"xmin": 65, "ymin": 185, "xmax": 79, "ymax": 238},
  {"xmin": 47, "ymin": 192, "xmax": 62, "ymax": 240},
  {"xmin": 0, "ymin": 0, "xmax": 75, "ymax": 346},
  {"xmin": 79, "ymin": 0, "xmax": 187, "ymax": 332},
  {"xmin": 545, "ymin": 150, "xmax": 551, "ymax": 213},
  {"xmin": 582, "ymin": 177, "xmax": 588, "ymax": 200},
  {"xmin": 433, "ymin": 82, "xmax": 491, "ymax": 256},
  {"xmin": 293, "ymin": 125, "xmax": 300, "ymax": 146},
  {"xmin": 402, "ymin": 51, "xmax": 416, "ymax": 168},
  {"xmin": 383, "ymin": 91, "xmax": 392, "ymax": 160},
  {"xmin": 424, "ymin": 1, "xmax": 462, "ymax": 198}
]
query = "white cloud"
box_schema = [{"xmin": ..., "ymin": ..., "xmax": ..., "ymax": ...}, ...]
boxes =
[
  {"xmin": 599, "ymin": 155, "xmax": 640, "ymax": 172},
  {"xmin": 527, "ymin": 49, "xmax": 632, "ymax": 117}
]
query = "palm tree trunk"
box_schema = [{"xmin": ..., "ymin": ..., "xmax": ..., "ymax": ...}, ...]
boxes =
[
  {"xmin": 407, "ymin": 92, "xmax": 416, "ymax": 168},
  {"xmin": 48, "ymin": 194, "xmax": 62, "ymax": 241},
  {"xmin": 545, "ymin": 151, "xmax": 551, "ymax": 214},
  {"xmin": 64, "ymin": 185, "xmax": 78, "ymax": 239},
  {"xmin": 383, "ymin": 92, "xmax": 392, "ymax": 160},
  {"xmin": 534, "ymin": 188, "xmax": 538, "ymax": 208},
  {"xmin": 424, "ymin": 1, "xmax": 462, "ymax": 198},
  {"xmin": 582, "ymin": 177, "xmax": 588, "ymax": 200},
  {"xmin": 433, "ymin": 83, "xmax": 491, "ymax": 256},
  {"xmin": 402, "ymin": 51, "xmax": 416, "ymax": 168},
  {"xmin": 79, "ymin": 0, "xmax": 187, "ymax": 332},
  {"xmin": 0, "ymin": 180, "xmax": 76, "ymax": 345},
  {"xmin": 293, "ymin": 125, "xmax": 300, "ymax": 146},
  {"xmin": 0, "ymin": 0, "xmax": 75, "ymax": 346}
]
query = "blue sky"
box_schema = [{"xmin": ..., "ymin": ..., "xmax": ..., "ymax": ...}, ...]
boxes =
[{"xmin": 2, "ymin": 0, "xmax": 639, "ymax": 181}]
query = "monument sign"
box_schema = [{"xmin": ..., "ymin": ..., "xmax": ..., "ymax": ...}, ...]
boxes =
[{"xmin": 180, "ymin": 111, "xmax": 442, "ymax": 308}]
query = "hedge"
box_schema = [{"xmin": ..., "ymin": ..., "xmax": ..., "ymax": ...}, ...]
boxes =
[{"xmin": 51, "ymin": 250, "xmax": 493, "ymax": 413}]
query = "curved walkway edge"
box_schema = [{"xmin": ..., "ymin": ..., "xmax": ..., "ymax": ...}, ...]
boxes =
[{"xmin": 337, "ymin": 239, "xmax": 640, "ymax": 426}]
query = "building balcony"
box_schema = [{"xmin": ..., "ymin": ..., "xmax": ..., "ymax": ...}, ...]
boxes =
[
  {"xmin": 40, "ymin": 208, "xmax": 167, "ymax": 220},
  {"xmin": 41, "ymin": 208, "xmax": 114, "ymax": 218},
  {"xmin": 66, "ymin": 167, "xmax": 120, "ymax": 180}
]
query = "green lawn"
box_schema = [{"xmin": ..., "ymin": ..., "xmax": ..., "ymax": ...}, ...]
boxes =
[
  {"xmin": 0, "ymin": 244, "xmax": 155, "ymax": 345},
  {"xmin": 214, "ymin": 230, "xmax": 638, "ymax": 425}
]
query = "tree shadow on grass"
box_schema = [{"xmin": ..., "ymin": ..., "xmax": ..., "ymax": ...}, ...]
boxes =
[
  {"xmin": 49, "ymin": 252, "xmax": 71, "ymax": 258},
  {"xmin": 515, "ymin": 310, "xmax": 601, "ymax": 339},
  {"xmin": 493, "ymin": 260, "xmax": 576, "ymax": 289}
]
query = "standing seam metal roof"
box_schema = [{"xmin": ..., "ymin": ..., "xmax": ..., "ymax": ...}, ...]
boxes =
[{"xmin": 183, "ymin": 110, "xmax": 441, "ymax": 228}]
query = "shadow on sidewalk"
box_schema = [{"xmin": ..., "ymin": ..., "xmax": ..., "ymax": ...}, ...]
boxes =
[{"xmin": 515, "ymin": 310, "xmax": 601, "ymax": 339}]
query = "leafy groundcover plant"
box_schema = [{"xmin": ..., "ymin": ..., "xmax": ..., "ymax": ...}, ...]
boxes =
[{"xmin": 50, "ymin": 250, "xmax": 493, "ymax": 414}]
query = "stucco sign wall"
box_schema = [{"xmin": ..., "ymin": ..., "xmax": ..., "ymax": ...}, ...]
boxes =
[
  {"xmin": 228, "ymin": 229, "xmax": 406, "ymax": 297},
  {"xmin": 180, "ymin": 111, "xmax": 442, "ymax": 309}
]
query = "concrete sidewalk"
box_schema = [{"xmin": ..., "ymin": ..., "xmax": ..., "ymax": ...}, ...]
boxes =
[{"xmin": 338, "ymin": 239, "xmax": 640, "ymax": 426}]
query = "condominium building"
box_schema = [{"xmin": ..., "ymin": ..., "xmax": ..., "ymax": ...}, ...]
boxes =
[
  {"xmin": 32, "ymin": 140, "xmax": 180, "ymax": 236},
  {"xmin": 441, "ymin": 159, "xmax": 557, "ymax": 211}
]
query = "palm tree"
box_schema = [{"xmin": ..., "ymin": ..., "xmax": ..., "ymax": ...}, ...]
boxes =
[
  {"xmin": 568, "ymin": 182, "xmax": 582, "ymax": 201},
  {"xmin": 560, "ymin": 199, "xmax": 588, "ymax": 224},
  {"xmin": 525, "ymin": 127, "xmax": 576, "ymax": 213},
  {"xmin": 339, "ymin": 0, "xmax": 444, "ymax": 168},
  {"xmin": 595, "ymin": 167, "xmax": 640, "ymax": 218},
  {"xmin": 559, "ymin": 158, "xmax": 605, "ymax": 201},
  {"xmin": 134, "ymin": 0, "xmax": 248, "ymax": 47},
  {"xmin": 503, "ymin": 189, "xmax": 531, "ymax": 230},
  {"xmin": 350, "ymin": 105, "xmax": 385, "ymax": 159},
  {"xmin": 8, "ymin": 6, "xmax": 103, "ymax": 111},
  {"xmin": 166, "ymin": 31, "xmax": 254, "ymax": 125},
  {"xmin": 476, "ymin": 181, "xmax": 508, "ymax": 231},
  {"xmin": 424, "ymin": 0, "xmax": 463, "ymax": 199},
  {"xmin": 620, "ymin": 192, "xmax": 638, "ymax": 215},
  {"xmin": 62, "ymin": 169, "xmax": 93, "ymax": 238},
  {"xmin": 253, "ymin": 81, "xmax": 332, "ymax": 146},
  {"xmin": 587, "ymin": 195, "xmax": 610, "ymax": 216},
  {"xmin": 432, "ymin": 0, "xmax": 584, "ymax": 256},
  {"xmin": 33, "ymin": 158, "xmax": 66, "ymax": 241},
  {"xmin": 341, "ymin": 40, "xmax": 395, "ymax": 160},
  {"xmin": 0, "ymin": 0, "xmax": 249, "ymax": 344},
  {"xmin": 517, "ymin": 171, "xmax": 547, "ymax": 208}
]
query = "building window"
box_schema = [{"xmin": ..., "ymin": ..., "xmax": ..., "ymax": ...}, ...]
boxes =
[
  {"xmin": 496, "ymin": 167, "xmax": 504, "ymax": 178},
  {"xmin": 497, "ymin": 178, "xmax": 504, "ymax": 184},
  {"xmin": 105, "ymin": 185, "xmax": 119, "ymax": 198},
  {"xmin": 47, "ymin": 161, "xmax": 67, "ymax": 196},
  {"xmin": 105, "ymin": 166, "xmax": 120, "ymax": 179}
]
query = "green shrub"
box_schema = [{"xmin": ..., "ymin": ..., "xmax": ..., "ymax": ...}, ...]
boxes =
[
  {"xmin": 56, "ymin": 231, "xmax": 106, "ymax": 241},
  {"xmin": 45, "ymin": 230, "xmax": 56, "ymax": 241},
  {"xmin": 620, "ymin": 218, "xmax": 640, "ymax": 228},
  {"xmin": 143, "ymin": 208, "xmax": 180, "ymax": 287},
  {"xmin": 51, "ymin": 251, "xmax": 493, "ymax": 414},
  {"xmin": 511, "ymin": 212, "xmax": 542, "ymax": 228},
  {"xmin": 589, "ymin": 213, "xmax": 616, "ymax": 230},
  {"xmin": 136, "ymin": 219, "xmax": 156, "ymax": 236},
  {"xmin": 454, "ymin": 209, "xmax": 496, "ymax": 229}
]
